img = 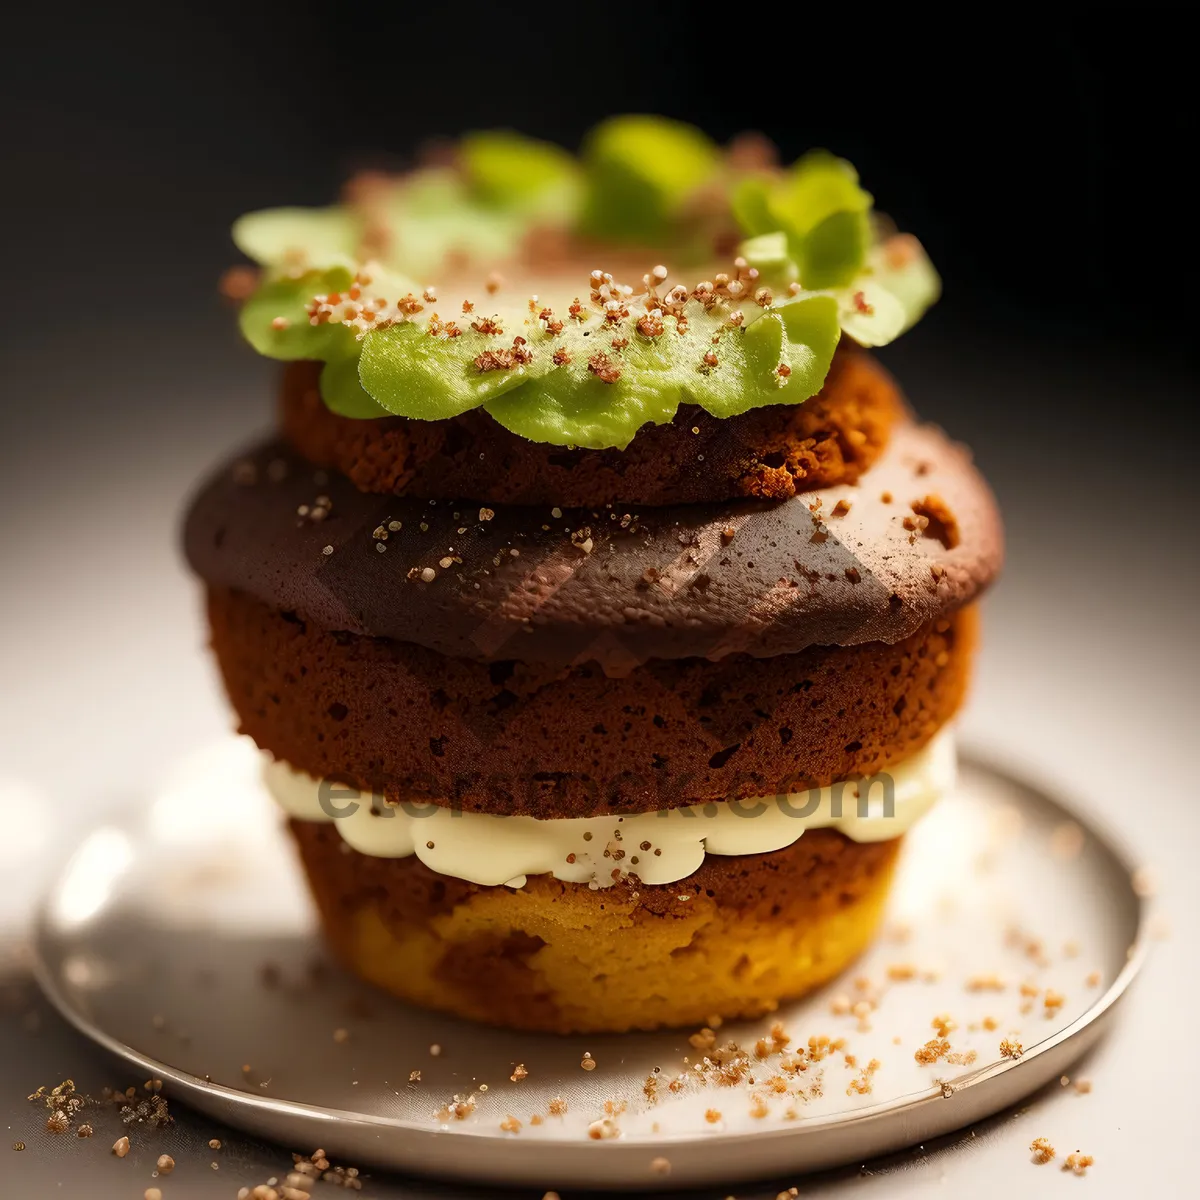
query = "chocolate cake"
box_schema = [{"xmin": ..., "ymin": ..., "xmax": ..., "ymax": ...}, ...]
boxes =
[{"xmin": 184, "ymin": 118, "xmax": 1002, "ymax": 1033}]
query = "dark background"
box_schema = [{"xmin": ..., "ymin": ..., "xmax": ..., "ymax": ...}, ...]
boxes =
[{"xmin": 5, "ymin": 7, "xmax": 1197, "ymax": 364}]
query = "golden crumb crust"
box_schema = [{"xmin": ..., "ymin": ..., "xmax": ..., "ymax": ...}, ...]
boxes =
[
  {"xmin": 290, "ymin": 820, "xmax": 901, "ymax": 1033},
  {"xmin": 208, "ymin": 587, "xmax": 977, "ymax": 816},
  {"xmin": 278, "ymin": 346, "xmax": 904, "ymax": 507}
]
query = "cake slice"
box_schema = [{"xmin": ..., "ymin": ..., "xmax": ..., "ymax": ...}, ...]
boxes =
[{"xmin": 185, "ymin": 118, "xmax": 1002, "ymax": 1032}]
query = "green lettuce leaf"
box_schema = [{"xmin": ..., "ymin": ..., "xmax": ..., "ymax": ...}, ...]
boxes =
[
  {"xmin": 237, "ymin": 267, "xmax": 354, "ymax": 360},
  {"xmin": 232, "ymin": 207, "xmax": 362, "ymax": 271},
  {"xmin": 579, "ymin": 115, "xmax": 721, "ymax": 244},
  {"xmin": 351, "ymin": 284, "xmax": 838, "ymax": 449},
  {"xmin": 460, "ymin": 130, "xmax": 582, "ymax": 216},
  {"xmin": 867, "ymin": 235, "xmax": 942, "ymax": 332},
  {"xmin": 320, "ymin": 346, "xmax": 389, "ymax": 418}
]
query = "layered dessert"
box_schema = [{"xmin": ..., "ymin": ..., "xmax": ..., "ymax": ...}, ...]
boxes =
[{"xmin": 185, "ymin": 118, "xmax": 1002, "ymax": 1033}]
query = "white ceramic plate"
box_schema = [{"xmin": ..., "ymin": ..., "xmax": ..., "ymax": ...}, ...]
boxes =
[{"xmin": 31, "ymin": 739, "xmax": 1146, "ymax": 1191}]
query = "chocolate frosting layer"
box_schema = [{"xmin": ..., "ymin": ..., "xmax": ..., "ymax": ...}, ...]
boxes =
[{"xmin": 183, "ymin": 420, "xmax": 1002, "ymax": 668}]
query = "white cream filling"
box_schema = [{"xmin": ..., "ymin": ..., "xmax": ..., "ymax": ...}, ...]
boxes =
[{"xmin": 265, "ymin": 729, "xmax": 954, "ymax": 889}]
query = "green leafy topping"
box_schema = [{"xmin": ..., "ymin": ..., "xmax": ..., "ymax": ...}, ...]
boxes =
[
  {"xmin": 579, "ymin": 115, "xmax": 721, "ymax": 245},
  {"xmin": 229, "ymin": 118, "xmax": 940, "ymax": 440},
  {"xmin": 797, "ymin": 206, "xmax": 870, "ymax": 291},
  {"xmin": 747, "ymin": 151, "xmax": 873, "ymax": 290},
  {"xmin": 232, "ymin": 207, "xmax": 362, "ymax": 271},
  {"xmin": 737, "ymin": 231, "xmax": 796, "ymax": 282},
  {"xmin": 697, "ymin": 297, "xmax": 840, "ymax": 418},
  {"xmin": 868, "ymin": 234, "xmax": 942, "ymax": 332},
  {"xmin": 731, "ymin": 176, "xmax": 777, "ymax": 239},
  {"xmin": 836, "ymin": 281, "xmax": 907, "ymax": 348},
  {"xmin": 319, "ymin": 346, "xmax": 389, "ymax": 419},
  {"xmin": 372, "ymin": 172, "xmax": 529, "ymax": 280},
  {"xmin": 336, "ymin": 269, "xmax": 839, "ymax": 448},
  {"xmin": 776, "ymin": 152, "xmax": 872, "ymax": 234},
  {"xmin": 237, "ymin": 267, "xmax": 354, "ymax": 360},
  {"xmin": 483, "ymin": 291, "xmax": 838, "ymax": 448},
  {"xmin": 360, "ymin": 313, "xmax": 532, "ymax": 420},
  {"xmin": 485, "ymin": 368, "xmax": 683, "ymax": 449},
  {"xmin": 460, "ymin": 131, "xmax": 581, "ymax": 215},
  {"xmin": 738, "ymin": 226, "xmax": 939, "ymax": 350}
]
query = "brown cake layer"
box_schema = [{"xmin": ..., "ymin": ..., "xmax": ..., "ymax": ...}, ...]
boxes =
[
  {"xmin": 184, "ymin": 421, "xmax": 1002, "ymax": 669},
  {"xmin": 290, "ymin": 818, "xmax": 901, "ymax": 1032},
  {"xmin": 280, "ymin": 346, "xmax": 904, "ymax": 507},
  {"xmin": 210, "ymin": 587, "xmax": 975, "ymax": 816}
]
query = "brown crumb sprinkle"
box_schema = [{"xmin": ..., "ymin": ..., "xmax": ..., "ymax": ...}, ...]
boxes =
[
  {"xmin": 1131, "ymin": 866, "xmax": 1157, "ymax": 897},
  {"xmin": 931, "ymin": 1013, "xmax": 956, "ymax": 1037},
  {"xmin": 510, "ymin": 1064, "xmax": 528, "ymax": 1083},
  {"xmin": 1050, "ymin": 821, "xmax": 1085, "ymax": 859},
  {"xmin": 1030, "ymin": 1136, "xmax": 1056, "ymax": 1164},
  {"xmin": 470, "ymin": 314, "xmax": 503, "ymax": 336},
  {"xmin": 1043, "ymin": 988, "xmax": 1066, "ymax": 1014},
  {"xmin": 966, "ymin": 972, "xmax": 1006, "ymax": 992},
  {"xmin": 999, "ymin": 1037, "xmax": 1024, "ymax": 1060},
  {"xmin": 587, "ymin": 351, "xmax": 621, "ymax": 383},
  {"xmin": 112, "ymin": 1136, "xmax": 131, "ymax": 1158},
  {"xmin": 1063, "ymin": 1151, "xmax": 1094, "ymax": 1175},
  {"xmin": 220, "ymin": 265, "xmax": 259, "ymax": 302},
  {"xmin": 846, "ymin": 1059, "xmax": 881, "ymax": 1096},
  {"xmin": 914, "ymin": 1038, "xmax": 950, "ymax": 1065}
]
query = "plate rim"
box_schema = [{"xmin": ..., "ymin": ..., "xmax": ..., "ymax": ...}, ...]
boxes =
[{"xmin": 29, "ymin": 748, "xmax": 1152, "ymax": 1161}]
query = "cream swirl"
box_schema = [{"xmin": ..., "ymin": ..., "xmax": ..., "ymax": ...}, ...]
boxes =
[{"xmin": 265, "ymin": 730, "xmax": 953, "ymax": 889}]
